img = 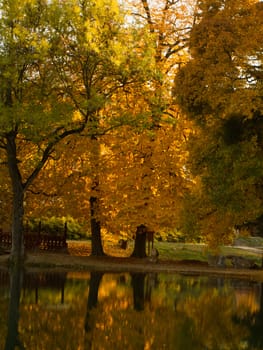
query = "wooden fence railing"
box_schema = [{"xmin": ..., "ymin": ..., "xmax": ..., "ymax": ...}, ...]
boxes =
[{"xmin": 0, "ymin": 222, "xmax": 68, "ymax": 252}]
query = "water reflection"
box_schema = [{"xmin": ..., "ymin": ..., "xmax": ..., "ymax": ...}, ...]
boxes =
[
  {"xmin": 4, "ymin": 266, "xmax": 24, "ymax": 350},
  {"xmin": 85, "ymin": 272, "xmax": 104, "ymax": 348},
  {"xmin": 1, "ymin": 268, "xmax": 263, "ymax": 349}
]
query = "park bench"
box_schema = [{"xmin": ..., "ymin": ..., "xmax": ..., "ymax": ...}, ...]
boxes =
[{"xmin": 0, "ymin": 222, "xmax": 68, "ymax": 252}]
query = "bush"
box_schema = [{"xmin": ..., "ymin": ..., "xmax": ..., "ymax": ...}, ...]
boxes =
[
  {"xmin": 155, "ymin": 229, "xmax": 188, "ymax": 243},
  {"xmin": 25, "ymin": 216, "xmax": 89, "ymax": 240}
]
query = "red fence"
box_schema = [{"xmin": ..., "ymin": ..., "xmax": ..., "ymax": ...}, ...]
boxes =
[{"xmin": 0, "ymin": 223, "xmax": 68, "ymax": 252}]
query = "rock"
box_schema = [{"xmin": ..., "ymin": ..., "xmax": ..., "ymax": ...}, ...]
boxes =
[
  {"xmin": 227, "ymin": 255, "xmax": 255, "ymax": 269},
  {"xmin": 207, "ymin": 254, "xmax": 226, "ymax": 267},
  {"xmin": 149, "ymin": 248, "xmax": 159, "ymax": 263}
]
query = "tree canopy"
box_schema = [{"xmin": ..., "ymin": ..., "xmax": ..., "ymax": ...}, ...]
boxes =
[
  {"xmin": 1, "ymin": 0, "xmax": 263, "ymax": 257},
  {"xmin": 0, "ymin": 0, "xmax": 157, "ymax": 260},
  {"xmin": 174, "ymin": 0, "xmax": 263, "ymax": 245}
]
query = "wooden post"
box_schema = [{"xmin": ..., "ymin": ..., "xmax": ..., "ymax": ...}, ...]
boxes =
[
  {"xmin": 146, "ymin": 231, "xmax": 154, "ymax": 256},
  {"xmin": 38, "ymin": 221, "xmax": 41, "ymax": 235},
  {"xmin": 64, "ymin": 222, "xmax": 67, "ymax": 241},
  {"xmin": 38, "ymin": 221, "xmax": 41, "ymax": 248}
]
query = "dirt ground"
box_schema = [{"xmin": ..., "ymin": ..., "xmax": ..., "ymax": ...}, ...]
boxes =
[{"xmin": 0, "ymin": 241, "xmax": 263, "ymax": 281}]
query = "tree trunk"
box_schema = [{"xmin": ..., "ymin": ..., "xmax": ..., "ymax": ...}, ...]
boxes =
[
  {"xmin": 6, "ymin": 133, "xmax": 25, "ymax": 265},
  {"xmin": 131, "ymin": 225, "xmax": 147, "ymax": 258},
  {"xmin": 10, "ymin": 187, "xmax": 25, "ymax": 264},
  {"xmin": 90, "ymin": 195, "xmax": 105, "ymax": 256},
  {"xmin": 89, "ymin": 134, "xmax": 105, "ymax": 256}
]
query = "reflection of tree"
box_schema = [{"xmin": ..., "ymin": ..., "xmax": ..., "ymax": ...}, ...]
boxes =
[
  {"xmin": 174, "ymin": 290, "xmax": 249, "ymax": 350},
  {"xmin": 5, "ymin": 266, "xmax": 25, "ymax": 350},
  {"xmin": 145, "ymin": 273, "xmax": 158, "ymax": 307},
  {"xmin": 131, "ymin": 273, "xmax": 146, "ymax": 311},
  {"xmin": 2, "ymin": 271, "xmax": 258, "ymax": 350},
  {"xmin": 85, "ymin": 272, "xmax": 104, "ymax": 349},
  {"xmin": 250, "ymin": 283, "xmax": 263, "ymax": 347},
  {"xmin": 237, "ymin": 282, "xmax": 263, "ymax": 349},
  {"xmin": 24, "ymin": 272, "xmax": 67, "ymax": 304}
]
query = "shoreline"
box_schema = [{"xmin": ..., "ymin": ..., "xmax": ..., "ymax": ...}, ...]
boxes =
[{"xmin": 1, "ymin": 252, "xmax": 263, "ymax": 281}]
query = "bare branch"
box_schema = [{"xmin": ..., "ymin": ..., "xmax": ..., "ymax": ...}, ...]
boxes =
[
  {"xmin": 27, "ymin": 188, "xmax": 58, "ymax": 197},
  {"xmin": 23, "ymin": 122, "xmax": 87, "ymax": 191},
  {"xmin": 141, "ymin": 0, "xmax": 154, "ymax": 33}
]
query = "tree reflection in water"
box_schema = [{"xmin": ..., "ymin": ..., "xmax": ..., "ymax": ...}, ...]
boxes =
[
  {"xmin": 1, "ymin": 271, "xmax": 263, "ymax": 349},
  {"xmin": 131, "ymin": 273, "xmax": 146, "ymax": 311},
  {"xmin": 5, "ymin": 265, "xmax": 25, "ymax": 350},
  {"xmin": 234, "ymin": 282, "xmax": 263, "ymax": 349},
  {"xmin": 85, "ymin": 271, "xmax": 104, "ymax": 348}
]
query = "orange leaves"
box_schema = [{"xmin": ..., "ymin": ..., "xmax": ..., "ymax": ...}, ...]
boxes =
[
  {"xmin": 177, "ymin": 0, "xmax": 263, "ymax": 119},
  {"xmin": 97, "ymin": 122, "xmax": 190, "ymax": 234}
]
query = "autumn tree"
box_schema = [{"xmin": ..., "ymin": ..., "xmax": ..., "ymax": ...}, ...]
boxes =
[
  {"xmin": 96, "ymin": 124, "xmax": 188, "ymax": 255},
  {"xmin": 108, "ymin": 0, "xmax": 196, "ymax": 256},
  {"xmin": 21, "ymin": 114, "xmax": 189, "ymax": 256},
  {"xmin": 0, "ymin": 0, "xmax": 200, "ymax": 260},
  {"xmin": 0, "ymin": 0, "xmax": 156, "ymax": 262},
  {"xmin": 43, "ymin": 0, "xmax": 197, "ymax": 257},
  {"xmin": 46, "ymin": 0, "xmax": 164, "ymax": 256},
  {"xmin": 71, "ymin": 0, "xmax": 196, "ymax": 256},
  {"xmin": 0, "ymin": 152, "xmax": 11, "ymax": 226},
  {"xmin": 174, "ymin": 0, "xmax": 263, "ymax": 245},
  {"xmin": 0, "ymin": 0, "xmax": 78, "ymax": 264}
]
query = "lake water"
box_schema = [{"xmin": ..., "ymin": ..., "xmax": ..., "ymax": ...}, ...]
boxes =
[{"xmin": 1, "ymin": 269, "xmax": 263, "ymax": 350}]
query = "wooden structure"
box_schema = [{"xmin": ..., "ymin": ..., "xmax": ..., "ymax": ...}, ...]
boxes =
[
  {"xmin": 0, "ymin": 222, "xmax": 68, "ymax": 252},
  {"xmin": 146, "ymin": 230, "xmax": 154, "ymax": 256}
]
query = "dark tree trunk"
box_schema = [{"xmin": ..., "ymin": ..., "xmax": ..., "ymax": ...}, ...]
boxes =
[
  {"xmin": 10, "ymin": 189, "xmax": 25, "ymax": 265},
  {"xmin": 90, "ymin": 196, "xmax": 105, "ymax": 256},
  {"xmin": 131, "ymin": 225, "xmax": 147, "ymax": 258},
  {"xmin": 6, "ymin": 133, "xmax": 25, "ymax": 265},
  {"xmin": 89, "ymin": 132, "xmax": 105, "ymax": 257},
  {"xmin": 5, "ymin": 266, "xmax": 24, "ymax": 350}
]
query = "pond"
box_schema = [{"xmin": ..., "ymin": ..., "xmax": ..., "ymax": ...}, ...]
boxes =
[{"xmin": 1, "ymin": 268, "xmax": 263, "ymax": 350}]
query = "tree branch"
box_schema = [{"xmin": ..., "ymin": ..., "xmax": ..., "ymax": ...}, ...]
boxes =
[
  {"xmin": 23, "ymin": 122, "xmax": 87, "ymax": 191},
  {"xmin": 141, "ymin": 0, "xmax": 154, "ymax": 33}
]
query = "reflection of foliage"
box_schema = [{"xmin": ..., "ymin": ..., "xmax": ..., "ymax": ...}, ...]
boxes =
[
  {"xmin": 19, "ymin": 288, "xmax": 88, "ymax": 349},
  {"xmin": 20, "ymin": 304, "xmax": 86, "ymax": 349},
  {"xmin": 176, "ymin": 290, "xmax": 249, "ymax": 350},
  {"xmin": 0, "ymin": 296, "xmax": 8, "ymax": 349},
  {"xmin": 1, "ymin": 272, "xmax": 260, "ymax": 349}
]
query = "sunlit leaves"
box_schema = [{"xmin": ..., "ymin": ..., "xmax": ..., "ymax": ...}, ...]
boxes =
[{"xmin": 175, "ymin": 0, "xmax": 263, "ymax": 119}]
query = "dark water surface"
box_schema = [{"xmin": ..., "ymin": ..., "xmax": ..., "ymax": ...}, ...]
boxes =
[{"xmin": 1, "ymin": 268, "xmax": 263, "ymax": 350}]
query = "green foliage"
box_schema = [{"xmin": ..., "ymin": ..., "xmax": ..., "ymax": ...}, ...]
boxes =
[
  {"xmin": 26, "ymin": 216, "xmax": 88, "ymax": 240},
  {"xmin": 155, "ymin": 228, "xmax": 200, "ymax": 243},
  {"xmin": 0, "ymin": 0, "xmax": 158, "ymax": 258},
  {"xmin": 174, "ymin": 0, "xmax": 263, "ymax": 245}
]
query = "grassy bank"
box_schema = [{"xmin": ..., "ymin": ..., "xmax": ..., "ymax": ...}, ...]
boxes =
[
  {"xmin": 67, "ymin": 240, "xmax": 263, "ymax": 267},
  {"xmin": 155, "ymin": 242, "xmax": 262, "ymax": 266}
]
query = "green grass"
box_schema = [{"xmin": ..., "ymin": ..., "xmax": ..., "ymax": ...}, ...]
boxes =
[
  {"xmin": 155, "ymin": 242, "xmax": 263, "ymax": 266},
  {"xmin": 68, "ymin": 240, "xmax": 263, "ymax": 267},
  {"xmin": 155, "ymin": 242, "xmax": 207, "ymax": 261}
]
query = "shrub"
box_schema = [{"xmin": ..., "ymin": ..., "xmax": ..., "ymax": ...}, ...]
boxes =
[{"xmin": 25, "ymin": 216, "xmax": 89, "ymax": 240}]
